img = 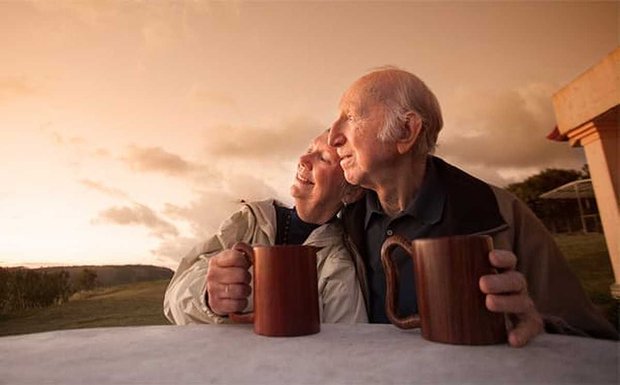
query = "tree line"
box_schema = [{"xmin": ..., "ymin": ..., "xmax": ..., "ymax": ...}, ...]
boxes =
[
  {"xmin": 506, "ymin": 166, "xmax": 596, "ymax": 233},
  {"xmin": 0, "ymin": 267, "xmax": 98, "ymax": 315}
]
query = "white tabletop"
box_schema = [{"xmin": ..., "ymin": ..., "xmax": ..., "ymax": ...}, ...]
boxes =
[{"xmin": 0, "ymin": 323, "xmax": 617, "ymax": 384}]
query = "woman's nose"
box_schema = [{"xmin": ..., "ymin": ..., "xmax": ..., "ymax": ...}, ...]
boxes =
[{"xmin": 298, "ymin": 153, "xmax": 312, "ymax": 170}]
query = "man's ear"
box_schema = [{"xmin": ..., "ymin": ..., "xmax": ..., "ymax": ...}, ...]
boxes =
[
  {"xmin": 396, "ymin": 112, "xmax": 423, "ymax": 154},
  {"xmin": 342, "ymin": 185, "xmax": 365, "ymax": 205}
]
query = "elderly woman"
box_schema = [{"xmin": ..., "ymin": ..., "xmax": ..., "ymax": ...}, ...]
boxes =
[{"xmin": 164, "ymin": 131, "xmax": 367, "ymax": 324}]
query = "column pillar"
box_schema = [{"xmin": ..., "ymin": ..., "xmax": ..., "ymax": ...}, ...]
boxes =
[{"xmin": 568, "ymin": 122, "xmax": 619, "ymax": 298}]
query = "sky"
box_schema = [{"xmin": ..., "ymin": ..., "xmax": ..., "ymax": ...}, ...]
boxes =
[{"xmin": 0, "ymin": 1, "xmax": 617, "ymax": 270}]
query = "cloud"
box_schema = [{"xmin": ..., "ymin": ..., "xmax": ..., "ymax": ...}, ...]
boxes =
[
  {"xmin": 226, "ymin": 174, "xmax": 281, "ymax": 202},
  {"xmin": 203, "ymin": 117, "xmax": 324, "ymax": 160},
  {"xmin": 137, "ymin": 2, "xmax": 237, "ymax": 52},
  {"xmin": 94, "ymin": 148, "xmax": 110, "ymax": 158},
  {"xmin": 94, "ymin": 203, "xmax": 178, "ymax": 239},
  {"xmin": 83, "ymin": 140, "xmax": 287, "ymax": 266},
  {"xmin": 39, "ymin": 125, "xmax": 94, "ymax": 153},
  {"xmin": 190, "ymin": 87, "xmax": 238, "ymax": 109},
  {"xmin": 164, "ymin": 178, "xmax": 278, "ymax": 239},
  {"xmin": 0, "ymin": 77, "xmax": 37, "ymax": 102},
  {"xmin": 38, "ymin": 125, "xmax": 116, "ymax": 176},
  {"xmin": 51, "ymin": 132, "xmax": 86, "ymax": 147},
  {"xmin": 436, "ymin": 83, "xmax": 585, "ymax": 186},
  {"xmin": 151, "ymin": 236, "xmax": 200, "ymax": 271},
  {"xmin": 121, "ymin": 145, "xmax": 200, "ymax": 176},
  {"xmin": 152, "ymin": 195, "xmax": 245, "ymax": 266},
  {"xmin": 79, "ymin": 179, "xmax": 130, "ymax": 200},
  {"xmin": 153, "ymin": 175, "xmax": 280, "ymax": 265},
  {"xmin": 28, "ymin": 0, "xmax": 118, "ymax": 21}
]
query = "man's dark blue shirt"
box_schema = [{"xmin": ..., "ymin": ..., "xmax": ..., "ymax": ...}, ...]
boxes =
[{"xmin": 364, "ymin": 158, "xmax": 446, "ymax": 323}]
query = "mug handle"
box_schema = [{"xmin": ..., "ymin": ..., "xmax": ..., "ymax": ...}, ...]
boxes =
[
  {"xmin": 380, "ymin": 235, "xmax": 421, "ymax": 329},
  {"xmin": 228, "ymin": 242, "xmax": 255, "ymax": 324}
]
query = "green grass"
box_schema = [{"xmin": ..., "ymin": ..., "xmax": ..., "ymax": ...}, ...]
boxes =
[
  {"xmin": 554, "ymin": 233, "xmax": 618, "ymax": 329},
  {"xmin": 0, "ymin": 279, "xmax": 171, "ymax": 337}
]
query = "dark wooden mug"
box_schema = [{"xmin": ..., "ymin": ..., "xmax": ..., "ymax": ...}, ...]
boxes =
[
  {"xmin": 229, "ymin": 244, "xmax": 321, "ymax": 337},
  {"xmin": 381, "ymin": 234, "xmax": 507, "ymax": 345}
]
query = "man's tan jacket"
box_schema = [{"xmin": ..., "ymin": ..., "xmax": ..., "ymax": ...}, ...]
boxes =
[{"xmin": 341, "ymin": 156, "xmax": 618, "ymax": 339}]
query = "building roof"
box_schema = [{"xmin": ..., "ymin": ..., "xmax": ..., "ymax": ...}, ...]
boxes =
[{"xmin": 539, "ymin": 178, "xmax": 595, "ymax": 199}]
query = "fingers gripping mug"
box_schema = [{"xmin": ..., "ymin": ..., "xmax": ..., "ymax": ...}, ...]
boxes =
[
  {"xmin": 229, "ymin": 244, "xmax": 321, "ymax": 337},
  {"xmin": 380, "ymin": 234, "xmax": 507, "ymax": 345}
]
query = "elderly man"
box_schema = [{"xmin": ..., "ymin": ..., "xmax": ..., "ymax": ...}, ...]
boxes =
[{"xmin": 328, "ymin": 67, "xmax": 618, "ymax": 346}]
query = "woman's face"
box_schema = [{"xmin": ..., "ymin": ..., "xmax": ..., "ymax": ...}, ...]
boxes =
[{"xmin": 290, "ymin": 131, "xmax": 348, "ymax": 224}]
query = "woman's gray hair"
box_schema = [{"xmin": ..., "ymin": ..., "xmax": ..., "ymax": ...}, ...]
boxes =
[{"xmin": 368, "ymin": 67, "xmax": 443, "ymax": 156}]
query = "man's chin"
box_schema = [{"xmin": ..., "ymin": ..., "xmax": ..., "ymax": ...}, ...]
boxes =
[{"xmin": 343, "ymin": 170, "xmax": 361, "ymax": 186}]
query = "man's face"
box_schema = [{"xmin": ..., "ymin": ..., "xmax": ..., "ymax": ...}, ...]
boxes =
[
  {"xmin": 328, "ymin": 80, "xmax": 396, "ymax": 188},
  {"xmin": 290, "ymin": 132, "xmax": 347, "ymax": 223}
]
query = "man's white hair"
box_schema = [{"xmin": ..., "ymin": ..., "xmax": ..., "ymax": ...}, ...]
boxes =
[{"xmin": 366, "ymin": 66, "xmax": 444, "ymax": 156}]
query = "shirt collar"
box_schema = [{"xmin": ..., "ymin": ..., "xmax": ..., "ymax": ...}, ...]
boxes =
[
  {"xmin": 364, "ymin": 191, "xmax": 383, "ymax": 229},
  {"xmin": 363, "ymin": 156, "xmax": 446, "ymax": 229},
  {"xmin": 291, "ymin": 207, "xmax": 321, "ymax": 231}
]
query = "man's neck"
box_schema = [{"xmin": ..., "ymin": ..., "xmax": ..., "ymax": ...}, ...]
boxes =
[{"xmin": 372, "ymin": 155, "xmax": 427, "ymax": 217}]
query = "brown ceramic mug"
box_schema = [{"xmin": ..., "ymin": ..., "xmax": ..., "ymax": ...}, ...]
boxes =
[
  {"xmin": 381, "ymin": 234, "xmax": 507, "ymax": 345},
  {"xmin": 229, "ymin": 244, "xmax": 321, "ymax": 337}
]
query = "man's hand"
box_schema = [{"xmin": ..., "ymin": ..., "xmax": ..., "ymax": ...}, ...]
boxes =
[
  {"xmin": 479, "ymin": 249, "xmax": 544, "ymax": 347},
  {"xmin": 206, "ymin": 243, "xmax": 252, "ymax": 316}
]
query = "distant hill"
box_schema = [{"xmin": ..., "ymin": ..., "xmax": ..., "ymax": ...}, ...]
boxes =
[{"xmin": 23, "ymin": 265, "xmax": 173, "ymax": 288}]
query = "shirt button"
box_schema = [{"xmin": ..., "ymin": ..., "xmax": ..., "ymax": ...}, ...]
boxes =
[{"xmin": 386, "ymin": 229, "xmax": 393, "ymax": 236}]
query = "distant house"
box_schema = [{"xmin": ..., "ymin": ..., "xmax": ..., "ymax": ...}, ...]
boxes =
[{"xmin": 539, "ymin": 179, "xmax": 601, "ymax": 233}]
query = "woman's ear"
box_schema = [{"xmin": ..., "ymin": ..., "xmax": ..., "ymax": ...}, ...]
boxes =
[
  {"xmin": 396, "ymin": 112, "xmax": 423, "ymax": 154},
  {"xmin": 342, "ymin": 185, "xmax": 365, "ymax": 205}
]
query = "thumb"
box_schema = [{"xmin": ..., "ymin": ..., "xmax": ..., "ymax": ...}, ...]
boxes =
[{"xmin": 233, "ymin": 242, "xmax": 254, "ymax": 265}]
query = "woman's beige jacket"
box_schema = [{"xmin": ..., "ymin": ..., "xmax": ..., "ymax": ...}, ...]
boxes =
[{"xmin": 163, "ymin": 199, "xmax": 368, "ymax": 325}]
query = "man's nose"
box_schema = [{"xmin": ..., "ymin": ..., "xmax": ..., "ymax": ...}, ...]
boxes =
[{"xmin": 328, "ymin": 120, "xmax": 345, "ymax": 147}]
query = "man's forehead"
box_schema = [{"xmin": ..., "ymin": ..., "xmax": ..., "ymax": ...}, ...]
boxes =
[
  {"xmin": 339, "ymin": 89, "xmax": 366, "ymax": 113},
  {"xmin": 339, "ymin": 78, "xmax": 383, "ymax": 111}
]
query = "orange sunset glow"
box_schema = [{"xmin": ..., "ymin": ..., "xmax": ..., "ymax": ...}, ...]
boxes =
[{"xmin": 1, "ymin": 1, "xmax": 617, "ymax": 270}]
